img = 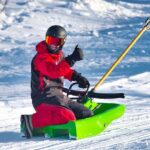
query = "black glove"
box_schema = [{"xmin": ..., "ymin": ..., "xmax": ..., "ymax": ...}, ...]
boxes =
[
  {"xmin": 72, "ymin": 71, "xmax": 90, "ymax": 88},
  {"xmin": 65, "ymin": 45, "xmax": 84, "ymax": 66}
]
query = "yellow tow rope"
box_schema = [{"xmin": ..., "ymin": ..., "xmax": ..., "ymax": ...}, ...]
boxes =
[{"xmin": 93, "ymin": 18, "xmax": 150, "ymax": 91}]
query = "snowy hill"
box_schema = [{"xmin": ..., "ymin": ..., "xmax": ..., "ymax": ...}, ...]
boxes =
[{"xmin": 0, "ymin": 0, "xmax": 150, "ymax": 149}]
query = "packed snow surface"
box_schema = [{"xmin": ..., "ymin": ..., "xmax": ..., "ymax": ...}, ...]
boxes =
[{"xmin": 0, "ymin": 0, "xmax": 150, "ymax": 149}]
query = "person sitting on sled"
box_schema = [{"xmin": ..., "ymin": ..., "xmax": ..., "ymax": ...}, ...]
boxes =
[{"xmin": 21, "ymin": 25, "xmax": 93, "ymax": 138}]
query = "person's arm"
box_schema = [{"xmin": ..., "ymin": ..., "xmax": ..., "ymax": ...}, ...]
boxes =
[{"xmin": 65, "ymin": 45, "xmax": 83, "ymax": 67}]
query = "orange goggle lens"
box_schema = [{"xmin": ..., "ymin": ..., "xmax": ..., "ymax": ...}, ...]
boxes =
[{"xmin": 45, "ymin": 36, "xmax": 65, "ymax": 46}]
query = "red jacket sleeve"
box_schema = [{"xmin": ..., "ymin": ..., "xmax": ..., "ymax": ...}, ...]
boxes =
[{"xmin": 34, "ymin": 54, "xmax": 74, "ymax": 81}]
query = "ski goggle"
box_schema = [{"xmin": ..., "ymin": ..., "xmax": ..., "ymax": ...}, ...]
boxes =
[{"xmin": 45, "ymin": 36, "xmax": 65, "ymax": 46}]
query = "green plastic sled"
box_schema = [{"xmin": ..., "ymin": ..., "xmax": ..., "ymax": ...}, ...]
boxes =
[{"xmin": 33, "ymin": 97, "xmax": 126, "ymax": 140}]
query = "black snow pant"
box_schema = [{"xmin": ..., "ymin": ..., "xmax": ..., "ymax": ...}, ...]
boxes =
[{"xmin": 68, "ymin": 101, "xmax": 93, "ymax": 119}]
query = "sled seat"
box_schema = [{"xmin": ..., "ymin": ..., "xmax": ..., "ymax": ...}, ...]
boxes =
[{"xmin": 42, "ymin": 101, "xmax": 126, "ymax": 139}]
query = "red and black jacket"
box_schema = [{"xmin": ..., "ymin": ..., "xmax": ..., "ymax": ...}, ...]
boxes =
[{"xmin": 31, "ymin": 41, "xmax": 74, "ymax": 109}]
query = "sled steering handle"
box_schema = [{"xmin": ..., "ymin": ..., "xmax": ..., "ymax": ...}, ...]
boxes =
[
  {"xmin": 67, "ymin": 82, "xmax": 89, "ymax": 97},
  {"xmin": 93, "ymin": 17, "xmax": 150, "ymax": 91}
]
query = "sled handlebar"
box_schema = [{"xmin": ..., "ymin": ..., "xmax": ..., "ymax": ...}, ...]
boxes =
[
  {"xmin": 88, "ymin": 91, "xmax": 125, "ymax": 99},
  {"xmin": 63, "ymin": 83, "xmax": 125, "ymax": 99},
  {"xmin": 67, "ymin": 82, "xmax": 89, "ymax": 97}
]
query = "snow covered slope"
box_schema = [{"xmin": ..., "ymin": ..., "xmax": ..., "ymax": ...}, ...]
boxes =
[{"xmin": 0, "ymin": 0, "xmax": 150, "ymax": 149}]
